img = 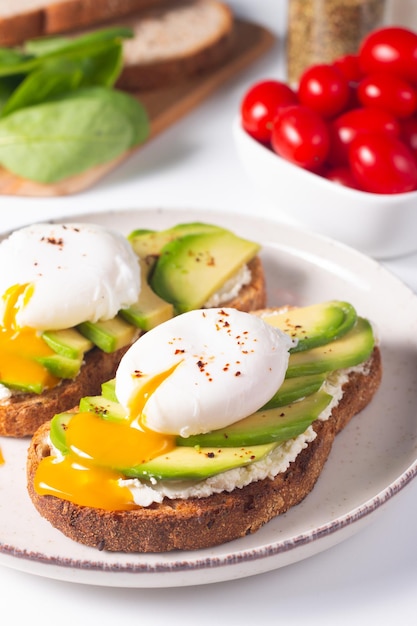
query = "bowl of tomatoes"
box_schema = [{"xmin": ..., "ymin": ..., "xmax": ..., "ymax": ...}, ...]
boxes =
[{"xmin": 234, "ymin": 26, "xmax": 417, "ymax": 259}]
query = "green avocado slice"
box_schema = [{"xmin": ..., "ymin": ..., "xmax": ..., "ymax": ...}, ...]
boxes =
[
  {"xmin": 121, "ymin": 442, "xmax": 277, "ymax": 481},
  {"xmin": 150, "ymin": 230, "xmax": 260, "ymax": 314},
  {"xmin": 286, "ymin": 316, "xmax": 375, "ymax": 378},
  {"xmin": 262, "ymin": 300, "xmax": 357, "ymax": 352},
  {"xmin": 128, "ymin": 222, "xmax": 224, "ymax": 261},
  {"xmin": 176, "ymin": 390, "xmax": 332, "ymax": 448}
]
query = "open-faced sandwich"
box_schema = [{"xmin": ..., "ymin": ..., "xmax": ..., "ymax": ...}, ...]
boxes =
[
  {"xmin": 0, "ymin": 220, "xmax": 264, "ymax": 438},
  {"xmin": 27, "ymin": 301, "xmax": 381, "ymax": 552}
]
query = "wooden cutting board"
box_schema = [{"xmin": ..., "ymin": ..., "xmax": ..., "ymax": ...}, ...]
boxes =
[{"xmin": 0, "ymin": 19, "xmax": 275, "ymax": 197}]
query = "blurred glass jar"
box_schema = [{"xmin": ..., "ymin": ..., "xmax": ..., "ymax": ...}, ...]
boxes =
[{"xmin": 287, "ymin": 0, "xmax": 387, "ymax": 84}]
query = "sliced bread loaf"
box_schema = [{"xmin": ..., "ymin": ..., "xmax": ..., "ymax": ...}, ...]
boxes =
[
  {"xmin": 115, "ymin": 0, "xmax": 235, "ymax": 90},
  {"xmin": 0, "ymin": 0, "xmax": 165, "ymax": 46}
]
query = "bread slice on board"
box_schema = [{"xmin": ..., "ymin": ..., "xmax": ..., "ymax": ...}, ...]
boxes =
[
  {"xmin": 115, "ymin": 0, "xmax": 235, "ymax": 90},
  {"xmin": 26, "ymin": 341, "xmax": 382, "ymax": 552},
  {"xmin": 0, "ymin": 0, "xmax": 165, "ymax": 47}
]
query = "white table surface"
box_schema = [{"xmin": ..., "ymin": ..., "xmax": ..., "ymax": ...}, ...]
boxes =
[{"xmin": 1, "ymin": 2, "xmax": 417, "ymax": 624}]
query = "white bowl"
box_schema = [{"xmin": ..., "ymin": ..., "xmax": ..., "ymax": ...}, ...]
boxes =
[{"xmin": 233, "ymin": 116, "xmax": 417, "ymax": 259}]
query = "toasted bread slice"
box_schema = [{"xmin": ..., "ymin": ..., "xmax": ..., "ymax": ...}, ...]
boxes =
[{"xmin": 26, "ymin": 341, "xmax": 381, "ymax": 552}]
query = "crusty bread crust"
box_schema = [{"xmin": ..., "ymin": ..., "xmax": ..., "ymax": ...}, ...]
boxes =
[
  {"xmin": 222, "ymin": 256, "xmax": 266, "ymax": 312},
  {"xmin": 26, "ymin": 346, "xmax": 382, "ymax": 552},
  {"xmin": 116, "ymin": 1, "xmax": 235, "ymax": 91},
  {"xmin": 0, "ymin": 343, "xmax": 132, "ymax": 439},
  {"xmin": 0, "ymin": 257, "xmax": 264, "ymax": 439},
  {"xmin": 0, "ymin": 0, "xmax": 165, "ymax": 47}
]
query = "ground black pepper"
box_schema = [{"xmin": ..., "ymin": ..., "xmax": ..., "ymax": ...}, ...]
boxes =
[{"xmin": 287, "ymin": 0, "xmax": 387, "ymax": 84}]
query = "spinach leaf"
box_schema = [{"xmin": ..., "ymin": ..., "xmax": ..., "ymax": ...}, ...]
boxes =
[
  {"xmin": 1, "ymin": 61, "xmax": 83, "ymax": 117},
  {"xmin": 24, "ymin": 26, "xmax": 133, "ymax": 57},
  {"xmin": 1, "ymin": 43, "xmax": 123, "ymax": 116},
  {"xmin": 54, "ymin": 87, "xmax": 149, "ymax": 146},
  {"xmin": 0, "ymin": 87, "xmax": 149, "ymax": 183},
  {"xmin": 0, "ymin": 47, "xmax": 33, "ymax": 68},
  {"xmin": 0, "ymin": 27, "xmax": 132, "ymax": 78},
  {"xmin": 0, "ymin": 78, "xmax": 21, "ymax": 114}
]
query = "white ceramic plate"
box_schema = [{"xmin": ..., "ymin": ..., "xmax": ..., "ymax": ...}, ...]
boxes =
[{"xmin": 1, "ymin": 207, "xmax": 417, "ymax": 589}]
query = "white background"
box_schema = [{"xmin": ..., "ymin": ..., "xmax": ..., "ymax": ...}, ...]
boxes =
[{"xmin": 1, "ymin": 2, "xmax": 417, "ymax": 624}]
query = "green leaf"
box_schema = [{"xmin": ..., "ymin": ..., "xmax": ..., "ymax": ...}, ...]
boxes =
[
  {"xmin": 0, "ymin": 28, "xmax": 132, "ymax": 78},
  {"xmin": 0, "ymin": 87, "xmax": 149, "ymax": 183},
  {"xmin": 56, "ymin": 87, "xmax": 150, "ymax": 146},
  {"xmin": 0, "ymin": 47, "xmax": 33, "ymax": 68},
  {"xmin": 24, "ymin": 26, "xmax": 133, "ymax": 57},
  {"xmin": 1, "ymin": 60, "xmax": 83, "ymax": 117},
  {"xmin": 1, "ymin": 43, "xmax": 124, "ymax": 117}
]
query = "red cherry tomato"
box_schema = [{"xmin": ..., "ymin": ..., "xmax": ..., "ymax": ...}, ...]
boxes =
[
  {"xmin": 271, "ymin": 105, "xmax": 330, "ymax": 170},
  {"xmin": 329, "ymin": 107, "xmax": 400, "ymax": 166},
  {"xmin": 349, "ymin": 133, "xmax": 417, "ymax": 194},
  {"xmin": 357, "ymin": 72, "xmax": 417, "ymax": 118},
  {"xmin": 323, "ymin": 166, "xmax": 361, "ymax": 190},
  {"xmin": 240, "ymin": 80, "xmax": 298, "ymax": 143},
  {"xmin": 297, "ymin": 64, "xmax": 350, "ymax": 119},
  {"xmin": 359, "ymin": 27, "xmax": 417, "ymax": 84},
  {"xmin": 332, "ymin": 54, "xmax": 363, "ymax": 83},
  {"xmin": 401, "ymin": 117, "xmax": 417, "ymax": 154}
]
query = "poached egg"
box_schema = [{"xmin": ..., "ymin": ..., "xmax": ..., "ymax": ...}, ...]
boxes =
[
  {"xmin": 36, "ymin": 308, "xmax": 294, "ymax": 510},
  {"xmin": 0, "ymin": 222, "xmax": 140, "ymax": 392},
  {"xmin": 115, "ymin": 307, "xmax": 294, "ymax": 436}
]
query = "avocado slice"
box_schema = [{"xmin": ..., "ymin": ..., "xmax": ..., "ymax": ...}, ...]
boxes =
[
  {"xmin": 262, "ymin": 301, "xmax": 357, "ymax": 352},
  {"xmin": 101, "ymin": 378, "xmax": 117, "ymax": 402},
  {"xmin": 49, "ymin": 409, "xmax": 276, "ymax": 480},
  {"xmin": 176, "ymin": 390, "xmax": 332, "ymax": 448},
  {"xmin": 79, "ymin": 394, "xmax": 128, "ymax": 422},
  {"xmin": 41, "ymin": 328, "xmax": 94, "ymax": 359},
  {"xmin": 76, "ymin": 315, "xmax": 138, "ymax": 353},
  {"xmin": 50, "ymin": 411, "xmax": 73, "ymax": 455},
  {"xmin": 0, "ymin": 377, "xmax": 44, "ymax": 395},
  {"xmin": 128, "ymin": 222, "xmax": 224, "ymax": 261},
  {"xmin": 37, "ymin": 353, "xmax": 83, "ymax": 379},
  {"xmin": 122, "ymin": 442, "xmax": 277, "ymax": 481},
  {"xmin": 261, "ymin": 373, "xmax": 327, "ymax": 409},
  {"xmin": 119, "ymin": 259, "xmax": 174, "ymax": 331},
  {"xmin": 150, "ymin": 230, "xmax": 260, "ymax": 314},
  {"xmin": 286, "ymin": 317, "xmax": 375, "ymax": 378}
]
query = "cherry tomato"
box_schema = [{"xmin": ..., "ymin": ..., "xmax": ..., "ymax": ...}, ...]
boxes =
[
  {"xmin": 349, "ymin": 133, "xmax": 417, "ymax": 194},
  {"xmin": 240, "ymin": 80, "xmax": 298, "ymax": 143},
  {"xmin": 329, "ymin": 107, "xmax": 400, "ymax": 166},
  {"xmin": 357, "ymin": 72, "xmax": 417, "ymax": 118},
  {"xmin": 359, "ymin": 27, "xmax": 417, "ymax": 84},
  {"xmin": 323, "ymin": 166, "xmax": 361, "ymax": 190},
  {"xmin": 297, "ymin": 64, "xmax": 350, "ymax": 119},
  {"xmin": 401, "ymin": 117, "xmax": 417, "ymax": 154},
  {"xmin": 332, "ymin": 54, "xmax": 363, "ymax": 83},
  {"xmin": 271, "ymin": 105, "xmax": 330, "ymax": 170}
]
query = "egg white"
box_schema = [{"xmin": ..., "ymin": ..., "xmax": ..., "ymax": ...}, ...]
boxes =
[
  {"xmin": 0, "ymin": 222, "xmax": 140, "ymax": 330},
  {"xmin": 115, "ymin": 307, "xmax": 294, "ymax": 437}
]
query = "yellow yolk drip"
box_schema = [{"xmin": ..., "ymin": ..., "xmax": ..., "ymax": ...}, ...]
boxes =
[
  {"xmin": 0, "ymin": 284, "xmax": 59, "ymax": 391},
  {"xmin": 0, "ymin": 447, "xmax": 4, "ymax": 465},
  {"xmin": 34, "ymin": 366, "xmax": 179, "ymax": 511}
]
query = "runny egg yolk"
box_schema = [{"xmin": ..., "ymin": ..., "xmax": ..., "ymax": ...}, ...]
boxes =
[
  {"xmin": 0, "ymin": 284, "xmax": 59, "ymax": 391},
  {"xmin": 34, "ymin": 365, "xmax": 179, "ymax": 511}
]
